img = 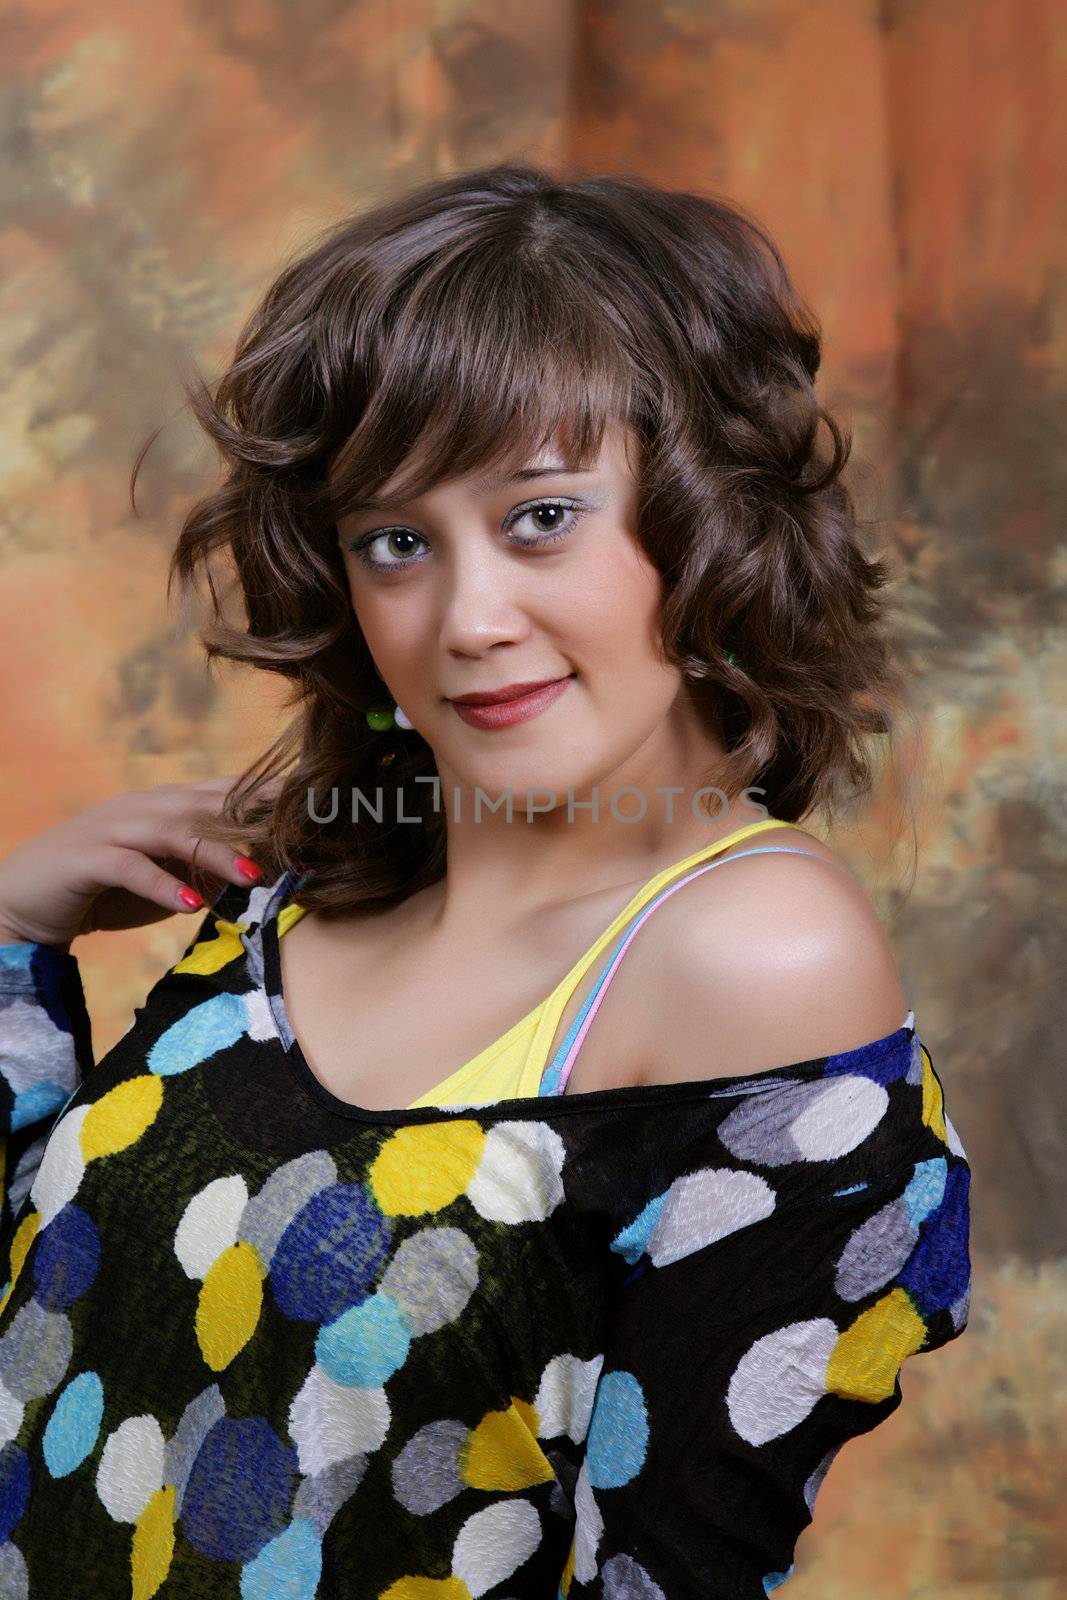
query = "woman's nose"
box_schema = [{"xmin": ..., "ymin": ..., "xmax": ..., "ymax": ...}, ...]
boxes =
[{"xmin": 436, "ymin": 556, "xmax": 532, "ymax": 655}]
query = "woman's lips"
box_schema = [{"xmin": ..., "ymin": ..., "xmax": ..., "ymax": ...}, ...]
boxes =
[{"xmin": 449, "ymin": 674, "xmax": 575, "ymax": 729}]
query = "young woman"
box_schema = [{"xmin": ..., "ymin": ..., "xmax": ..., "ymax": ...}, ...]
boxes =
[{"xmin": 0, "ymin": 162, "xmax": 971, "ymax": 1598}]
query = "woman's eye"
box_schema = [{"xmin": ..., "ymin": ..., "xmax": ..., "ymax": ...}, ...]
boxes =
[
  {"xmin": 351, "ymin": 528, "xmax": 428, "ymax": 571},
  {"xmin": 348, "ymin": 499, "xmax": 585, "ymax": 572},
  {"xmin": 506, "ymin": 499, "xmax": 585, "ymax": 544}
]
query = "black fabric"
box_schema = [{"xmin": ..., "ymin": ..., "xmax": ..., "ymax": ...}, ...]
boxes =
[{"xmin": 0, "ymin": 881, "xmax": 971, "ymax": 1597}]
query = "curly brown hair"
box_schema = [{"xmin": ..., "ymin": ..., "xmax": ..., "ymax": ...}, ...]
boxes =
[{"xmin": 140, "ymin": 160, "xmax": 920, "ymax": 916}]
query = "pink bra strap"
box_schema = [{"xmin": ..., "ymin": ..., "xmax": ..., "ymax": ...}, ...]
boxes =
[{"xmin": 539, "ymin": 846, "xmax": 830, "ymax": 1097}]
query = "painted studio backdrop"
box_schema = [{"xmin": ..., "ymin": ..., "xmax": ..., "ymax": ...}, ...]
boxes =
[{"xmin": 1, "ymin": 2, "xmax": 1063, "ymax": 1596}]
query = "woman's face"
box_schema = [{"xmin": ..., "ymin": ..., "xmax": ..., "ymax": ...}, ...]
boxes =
[{"xmin": 336, "ymin": 418, "xmax": 716, "ymax": 809}]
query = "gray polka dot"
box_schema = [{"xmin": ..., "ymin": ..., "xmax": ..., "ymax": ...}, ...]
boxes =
[
  {"xmin": 716, "ymin": 1082, "xmax": 816, "ymax": 1165},
  {"xmin": 165, "ymin": 1383, "xmax": 226, "ymax": 1516},
  {"xmin": 835, "ymin": 1199, "xmax": 917, "ymax": 1301},
  {"xmin": 381, "ymin": 1228, "xmax": 479, "ymax": 1336},
  {"xmin": 602, "ymin": 1552, "xmax": 667, "ymax": 1599},
  {"xmin": 0, "ymin": 1542, "xmax": 28, "ymax": 1599},
  {"xmin": 391, "ymin": 1420, "xmax": 468, "ymax": 1514},
  {"xmin": 0, "ymin": 1301, "xmax": 71, "ymax": 1402},
  {"xmin": 239, "ymin": 1150, "xmax": 337, "ymax": 1265},
  {"xmin": 906, "ymin": 1035, "xmax": 924, "ymax": 1085},
  {"xmin": 292, "ymin": 1453, "xmax": 368, "ymax": 1535},
  {"xmin": 803, "ymin": 1444, "xmax": 841, "ymax": 1512}
]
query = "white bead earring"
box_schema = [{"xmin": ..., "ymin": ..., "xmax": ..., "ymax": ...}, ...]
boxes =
[{"xmin": 393, "ymin": 704, "xmax": 413, "ymax": 730}]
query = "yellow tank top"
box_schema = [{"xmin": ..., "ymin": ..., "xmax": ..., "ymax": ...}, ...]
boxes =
[{"xmin": 273, "ymin": 816, "xmax": 812, "ymax": 1109}]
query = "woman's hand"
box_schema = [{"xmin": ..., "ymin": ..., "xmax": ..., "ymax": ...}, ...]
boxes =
[{"xmin": 0, "ymin": 774, "xmax": 281, "ymax": 950}]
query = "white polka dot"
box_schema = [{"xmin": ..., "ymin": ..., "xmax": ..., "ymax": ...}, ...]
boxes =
[
  {"xmin": 243, "ymin": 986, "xmax": 279, "ymax": 1044},
  {"xmin": 649, "ymin": 1168, "xmax": 776, "ymax": 1266},
  {"xmin": 572, "ymin": 1457, "xmax": 605, "ymax": 1584},
  {"xmin": 726, "ymin": 1318, "xmax": 839, "ymax": 1444},
  {"xmin": 452, "ymin": 1497, "xmax": 542, "ymax": 1594},
  {"xmin": 29, "ymin": 1103, "xmax": 89, "ymax": 1227},
  {"xmin": 467, "ymin": 1122, "xmax": 566, "ymax": 1223},
  {"xmin": 174, "ymin": 1175, "xmax": 249, "ymax": 1280},
  {"xmin": 96, "ymin": 1414, "xmax": 165, "ymax": 1522},
  {"xmin": 788, "ymin": 1076, "xmax": 888, "ymax": 1161},
  {"xmin": 944, "ymin": 1112, "xmax": 967, "ymax": 1159},
  {"xmin": 0, "ymin": 1375, "xmax": 25, "ymax": 1447},
  {"xmin": 287, "ymin": 1363, "xmax": 390, "ymax": 1476},
  {"xmin": 535, "ymin": 1352, "xmax": 605, "ymax": 1445}
]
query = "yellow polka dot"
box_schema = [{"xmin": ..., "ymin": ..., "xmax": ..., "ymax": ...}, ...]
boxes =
[
  {"xmin": 369, "ymin": 1122, "xmax": 486, "ymax": 1217},
  {"xmin": 920, "ymin": 1045, "xmax": 947, "ymax": 1144},
  {"xmin": 131, "ymin": 1483, "xmax": 175, "ymax": 1600},
  {"xmin": 80, "ymin": 1075, "xmax": 164, "ymax": 1162},
  {"xmin": 380, "ymin": 1578, "xmax": 471, "ymax": 1600},
  {"xmin": 0, "ymin": 1210, "xmax": 41, "ymax": 1317},
  {"xmin": 173, "ymin": 918, "xmax": 249, "ymax": 977},
  {"xmin": 463, "ymin": 1400, "xmax": 556, "ymax": 1491},
  {"xmin": 559, "ymin": 1530, "xmax": 576, "ymax": 1595},
  {"xmin": 512, "ymin": 1394, "xmax": 539, "ymax": 1435},
  {"xmin": 195, "ymin": 1242, "xmax": 265, "ymax": 1372},
  {"xmin": 826, "ymin": 1287, "xmax": 928, "ymax": 1403}
]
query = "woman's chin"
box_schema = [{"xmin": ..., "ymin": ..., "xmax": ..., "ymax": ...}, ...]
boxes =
[{"xmin": 435, "ymin": 755, "xmax": 601, "ymax": 812}]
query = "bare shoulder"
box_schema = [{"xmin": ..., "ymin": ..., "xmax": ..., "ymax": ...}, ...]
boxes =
[{"xmin": 630, "ymin": 825, "xmax": 910, "ymax": 1084}]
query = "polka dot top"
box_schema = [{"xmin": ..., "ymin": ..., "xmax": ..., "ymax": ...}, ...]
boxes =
[{"xmin": 0, "ymin": 824, "xmax": 972, "ymax": 1597}]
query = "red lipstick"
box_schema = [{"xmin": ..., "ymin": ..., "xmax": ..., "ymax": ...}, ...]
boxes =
[{"xmin": 448, "ymin": 674, "xmax": 576, "ymax": 730}]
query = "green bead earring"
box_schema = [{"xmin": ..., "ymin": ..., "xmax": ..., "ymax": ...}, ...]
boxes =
[{"xmin": 365, "ymin": 701, "xmax": 413, "ymax": 731}]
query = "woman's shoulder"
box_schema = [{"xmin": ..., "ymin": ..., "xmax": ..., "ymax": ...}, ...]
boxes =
[
  {"xmin": 709, "ymin": 821, "xmax": 845, "ymax": 871},
  {"xmin": 628, "ymin": 823, "xmax": 911, "ymax": 1085},
  {"xmin": 688, "ymin": 822, "xmax": 873, "ymax": 914}
]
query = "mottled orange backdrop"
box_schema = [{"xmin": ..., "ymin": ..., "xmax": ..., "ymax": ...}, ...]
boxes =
[{"xmin": 1, "ymin": 1, "xmax": 1063, "ymax": 1593}]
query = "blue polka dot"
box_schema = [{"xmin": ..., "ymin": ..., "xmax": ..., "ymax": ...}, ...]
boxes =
[
  {"xmin": 43, "ymin": 1371, "xmax": 104, "ymax": 1477},
  {"xmin": 610, "ymin": 1192, "xmax": 665, "ymax": 1267},
  {"xmin": 902, "ymin": 1158, "xmax": 947, "ymax": 1227},
  {"xmin": 586, "ymin": 1370, "xmax": 648, "ymax": 1490},
  {"xmin": 0, "ymin": 1445, "xmax": 30, "ymax": 1542},
  {"xmin": 315, "ymin": 1291, "xmax": 410, "ymax": 1387},
  {"xmin": 898, "ymin": 1164, "xmax": 971, "ymax": 1317},
  {"xmin": 0, "ymin": 945, "xmax": 34, "ymax": 975},
  {"xmin": 32, "ymin": 1205, "xmax": 100, "ymax": 1310},
  {"xmin": 240, "ymin": 1517, "xmax": 322, "ymax": 1599},
  {"xmin": 182, "ymin": 1416, "xmax": 298, "ymax": 1562},
  {"xmin": 270, "ymin": 1185, "xmax": 391, "ymax": 1324},
  {"xmin": 148, "ymin": 992, "xmax": 249, "ymax": 1076},
  {"xmin": 11, "ymin": 1082, "xmax": 69, "ymax": 1132}
]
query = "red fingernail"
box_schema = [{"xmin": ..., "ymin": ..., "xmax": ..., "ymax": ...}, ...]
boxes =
[
  {"xmin": 179, "ymin": 887, "xmax": 203, "ymax": 909},
  {"xmin": 235, "ymin": 855, "xmax": 261, "ymax": 881}
]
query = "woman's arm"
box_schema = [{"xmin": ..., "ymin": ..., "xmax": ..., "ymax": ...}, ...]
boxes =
[
  {"xmin": 566, "ymin": 1071, "xmax": 971, "ymax": 1596},
  {"xmin": 0, "ymin": 872, "xmax": 257, "ymax": 1260},
  {"xmin": 0, "ymin": 772, "xmax": 273, "ymax": 1255},
  {"xmin": 0, "ymin": 940, "xmax": 94, "ymax": 1249},
  {"xmin": 562, "ymin": 871, "xmax": 971, "ymax": 1597}
]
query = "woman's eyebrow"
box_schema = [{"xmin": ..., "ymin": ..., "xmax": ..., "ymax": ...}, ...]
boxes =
[
  {"xmin": 476, "ymin": 463, "xmax": 592, "ymax": 491},
  {"xmin": 347, "ymin": 464, "xmax": 593, "ymax": 513}
]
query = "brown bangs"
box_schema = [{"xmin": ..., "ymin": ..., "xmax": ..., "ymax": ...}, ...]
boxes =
[{"xmin": 315, "ymin": 248, "xmax": 639, "ymax": 521}]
